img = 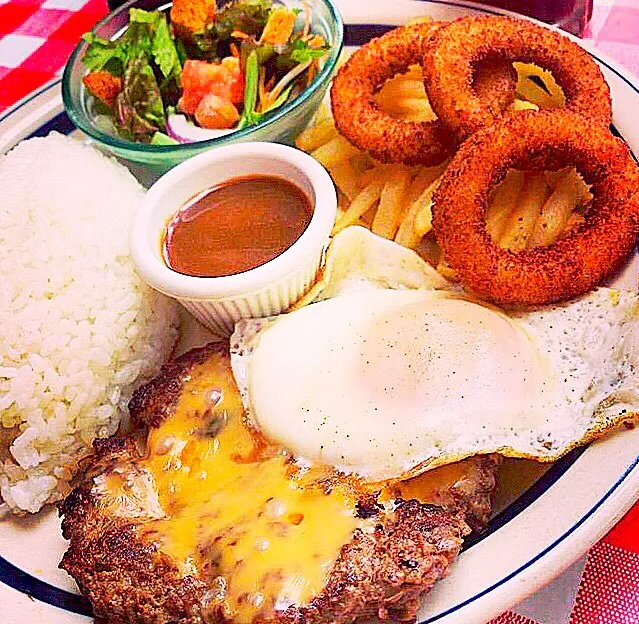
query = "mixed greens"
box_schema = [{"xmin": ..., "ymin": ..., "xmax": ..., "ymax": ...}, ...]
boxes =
[{"xmin": 81, "ymin": 0, "xmax": 330, "ymax": 144}]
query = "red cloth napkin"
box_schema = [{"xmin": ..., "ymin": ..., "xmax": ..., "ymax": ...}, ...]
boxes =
[{"xmin": 0, "ymin": 0, "xmax": 638, "ymax": 620}]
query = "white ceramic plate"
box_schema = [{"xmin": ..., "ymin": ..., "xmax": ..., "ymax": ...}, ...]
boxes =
[{"xmin": 1, "ymin": 2, "xmax": 639, "ymax": 623}]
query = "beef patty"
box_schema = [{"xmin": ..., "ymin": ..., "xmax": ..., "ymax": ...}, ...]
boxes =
[{"xmin": 60, "ymin": 343, "xmax": 498, "ymax": 624}]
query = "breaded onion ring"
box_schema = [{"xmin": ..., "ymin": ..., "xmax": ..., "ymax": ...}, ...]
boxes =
[
  {"xmin": 422, "ymin": 15, "xmax": 612, "ymax": 142},
  {"xmin": 330, "ymin": 22, "xmax": 517, "ymax": 166},
  {"xmin": 432, "ymin": 111, "xmax": 639, "ymax": 306}
]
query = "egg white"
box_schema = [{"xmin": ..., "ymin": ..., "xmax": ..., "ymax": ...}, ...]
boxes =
[{"xmin": 230, "ymin": 227, "xmax": 639, "ymax": 481}]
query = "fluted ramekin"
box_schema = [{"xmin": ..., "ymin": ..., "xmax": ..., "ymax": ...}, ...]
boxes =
[{"xmin": 130, "ymin": 142, "xmax": 337, "ymax": 337}]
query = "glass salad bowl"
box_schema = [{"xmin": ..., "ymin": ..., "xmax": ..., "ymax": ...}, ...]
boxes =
[{"xmin": 62, "ymin": 0, "xmax": 343, "ymax": 175}]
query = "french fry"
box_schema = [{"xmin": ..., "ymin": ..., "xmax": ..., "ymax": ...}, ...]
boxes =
[
  {"xmin": 372, "ymin": 167, "xmax": 411, "ymax": 239},
  {"xmin": 334, "ymin": 178, "xmax": 384, "ymax": 233},
  {"xmin": 310, "ymin": 135, "xmax": 360, "ymax": 168},
  {"xmin": 328, "ymin": 160, "xmax": 361, "ymax": 200},
  {"xmin": 394, "ymin": 211, "xmax": 421, "ymax": 249},
  {"xmin": 516, "ymin": 80, "xmax": 559, "ymax": 109},
  {"xmin": 406, "ymin": 163, "xmax": 447, "ymax": 204},
  {"xmin": 335, "ymin": 212, "xmax": 368, "ymax": 230},
  {"xmin": 500, "ymin": 172, "xmax": 551, "ymax": 251},
  {"xmin": 336, "ymin": 194, "xmax": 368, "ymax": 229},
  {"xmin": 375, "ymin": 65, "xmax": 435, "ymax": 121},
  {"xmin": 566, "ymin": 168, "xmax": 592, "ymax": 205},
  {"xmin": 377, "ymin": 79, "xmax": 427, "ymax": 101},
  {"xmin": 313, "ymin": 102, "xmax": 332, "ymax": 123},
  {"xmin": 350, "ymin": 152, "xmax": 374, "ymax": 176},
  {"xmin": 379, "ymin": 98, "xmax": 436, "ymax": 122},
  {"xmin": 380, "ymin": 109, "xmax": 433, "ymax": 123},
  {"xmin": 376, "ymin": 97, "xmax": 427, "ymax": 113},
  {"xmin": 413, "ymin": 197, "xmax": 434, "ymax": 237},
  {"xmin": 510, "ymin": 98, "xmax": 539, "ymax": 112},
  {"xmin": 358, "ymin": 163, "xmax": 390, "ymax": 189},
  {"xmin": 402, "ymin": 65, "xmax": 423, "ymax": 81},
  {"xmin": 514, "ymin": 62, "xmax": 565, "ymax": 109},
  {"xmin": 486, "ymin": 170, "xmax": 526, "ymax": 242},
  {"xmin": 529, "ymin": 169, "xmax": 583, "ymax": 247},
  {"xmin": 544, "ymin": 168, "xmax": 591, "ymax": 203},
  {"xmin": 296, "ymin": 119, "xmax": 339, "ymax": 152},
  {"xmin": 360, "ymin": 204, "xmax": 378, "ymax": 227},
  {"xmin": 543, "ymin": 167, "xmax": 569, "ymax": 188},
  {"xmin": 395, "ymin": 177, "xmax": 440, "ymax": 248}
]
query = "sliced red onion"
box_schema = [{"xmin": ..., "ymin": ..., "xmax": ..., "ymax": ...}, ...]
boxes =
[{"xmin": 166, "ymin": 114, "xmax": 235, "ymax": 144}]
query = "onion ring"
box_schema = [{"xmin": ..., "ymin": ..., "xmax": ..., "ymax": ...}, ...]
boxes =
[
  {"xmin": 431, "ymin": 110, "xmax": 639, "ymax": 306},
  {"xmin": 422, "ymin": 16, "xmax": 612, "ymax": 142},
  {"xmin": 330, "ymin": 22, "xmax": 517, "ymax": 166}
]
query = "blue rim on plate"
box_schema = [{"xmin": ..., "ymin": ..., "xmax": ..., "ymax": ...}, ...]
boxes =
[{"xmin": 1, "ymin": 10, "xmax": 639, "ymax": 623}]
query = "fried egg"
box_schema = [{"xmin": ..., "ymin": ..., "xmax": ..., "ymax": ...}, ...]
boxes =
[{"xmin": 231, "ymin": 227, "xmax": 639, "ymax": 482}]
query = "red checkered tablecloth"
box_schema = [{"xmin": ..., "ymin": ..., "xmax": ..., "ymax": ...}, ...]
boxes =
[
  {"xmin": 0, "ymin": 0, "xmax": 107, "ymax": 110},
  {"xmin": 0, "ymin": 0, "xmax": 638, "ymax": 622}
]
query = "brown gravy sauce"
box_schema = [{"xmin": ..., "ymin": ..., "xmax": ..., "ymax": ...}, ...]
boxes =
[{"xmin": 164, "ymin": 175, "xmax": 313, "ymax": 278}]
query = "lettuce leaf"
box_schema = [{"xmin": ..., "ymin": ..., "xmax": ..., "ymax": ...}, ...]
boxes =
[
  {"xmin": 191, "ymin": 0, "xmax": 272, "ymax": 59},
  {"xmin": 82, "ymin": 9, "xmax": 181, "ymax": 80},
  {"xmin": 115, "ymin": 56, "xmax": 166, "ymax": 141},
  {"xmin": 126, "ymin": 20, "xmax": 154, "ymax": 59},
  {"xmin": 153, "ymin": 16, "xmax": 181, "ymax": 79},
  {"xmin": 214, "ymin": 0, "xmax": 272, "ymax": 40},
  {"xmin": 81, "ymin": 33, "xmax": 128, "ymax": 74},
  {"xmin": 129, "ymin": 7, "xmax": 158, "ymax": 23},
  {"xmin": 129, "ymin": 9, "xmax": 180, "ymax": 79},
  {"xmin": 151, "ymin": 131, "xmax": 179, "ymax": 145},
  {"xmin": 83, "ymin": 8, "xmax": 182, "ymax": 141},
  {"xmin": 289, "ymin": 39, "xmax": 329, "ymax": 64},
  {"xmin": 274, "ymin": 38, "xmax": 328, "ymax": 75}
]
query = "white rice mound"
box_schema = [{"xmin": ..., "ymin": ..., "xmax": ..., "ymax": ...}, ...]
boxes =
[{"xmin": 0, "ymin": 133, "xmax": 179, "ymax": 514}]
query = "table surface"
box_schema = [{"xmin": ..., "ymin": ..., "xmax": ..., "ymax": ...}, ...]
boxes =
[{"xmin": 0, "ymin": 0, "xmax": 638, "ymax": 622}]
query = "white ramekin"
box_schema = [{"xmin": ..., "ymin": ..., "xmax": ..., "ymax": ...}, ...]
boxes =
[{"xmin": 130, "ymin": 142, "xmax": 337, "ymax": 337}]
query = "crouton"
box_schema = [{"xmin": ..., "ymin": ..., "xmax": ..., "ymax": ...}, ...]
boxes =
[
  {"xmin": 259, "ymin": 7, "xmax": 296, "ymax": 45},
  {"xmin": 83, "ymin": 71, "xmax": 122, "ymax": 109},
  {"xmin": 171, "ymin": 0, "xmax": 216, "ymax": 41}
]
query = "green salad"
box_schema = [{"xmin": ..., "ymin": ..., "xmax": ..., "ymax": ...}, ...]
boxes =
[{"xmin": 81, "ymin": 0, "xmax": 330, "ymax": 144}]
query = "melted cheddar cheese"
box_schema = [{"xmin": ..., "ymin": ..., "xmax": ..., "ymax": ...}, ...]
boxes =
[
  {"xmin": 386, "ymin": 461, "xmax": 474, "ymax": 503},
  {"xmin": 135, "ymin": 353, "xmax": 360, "ymax": 623},
  {"xmin": 96, "ymin": 350, "xmax": 498, "ymax": 623}
]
